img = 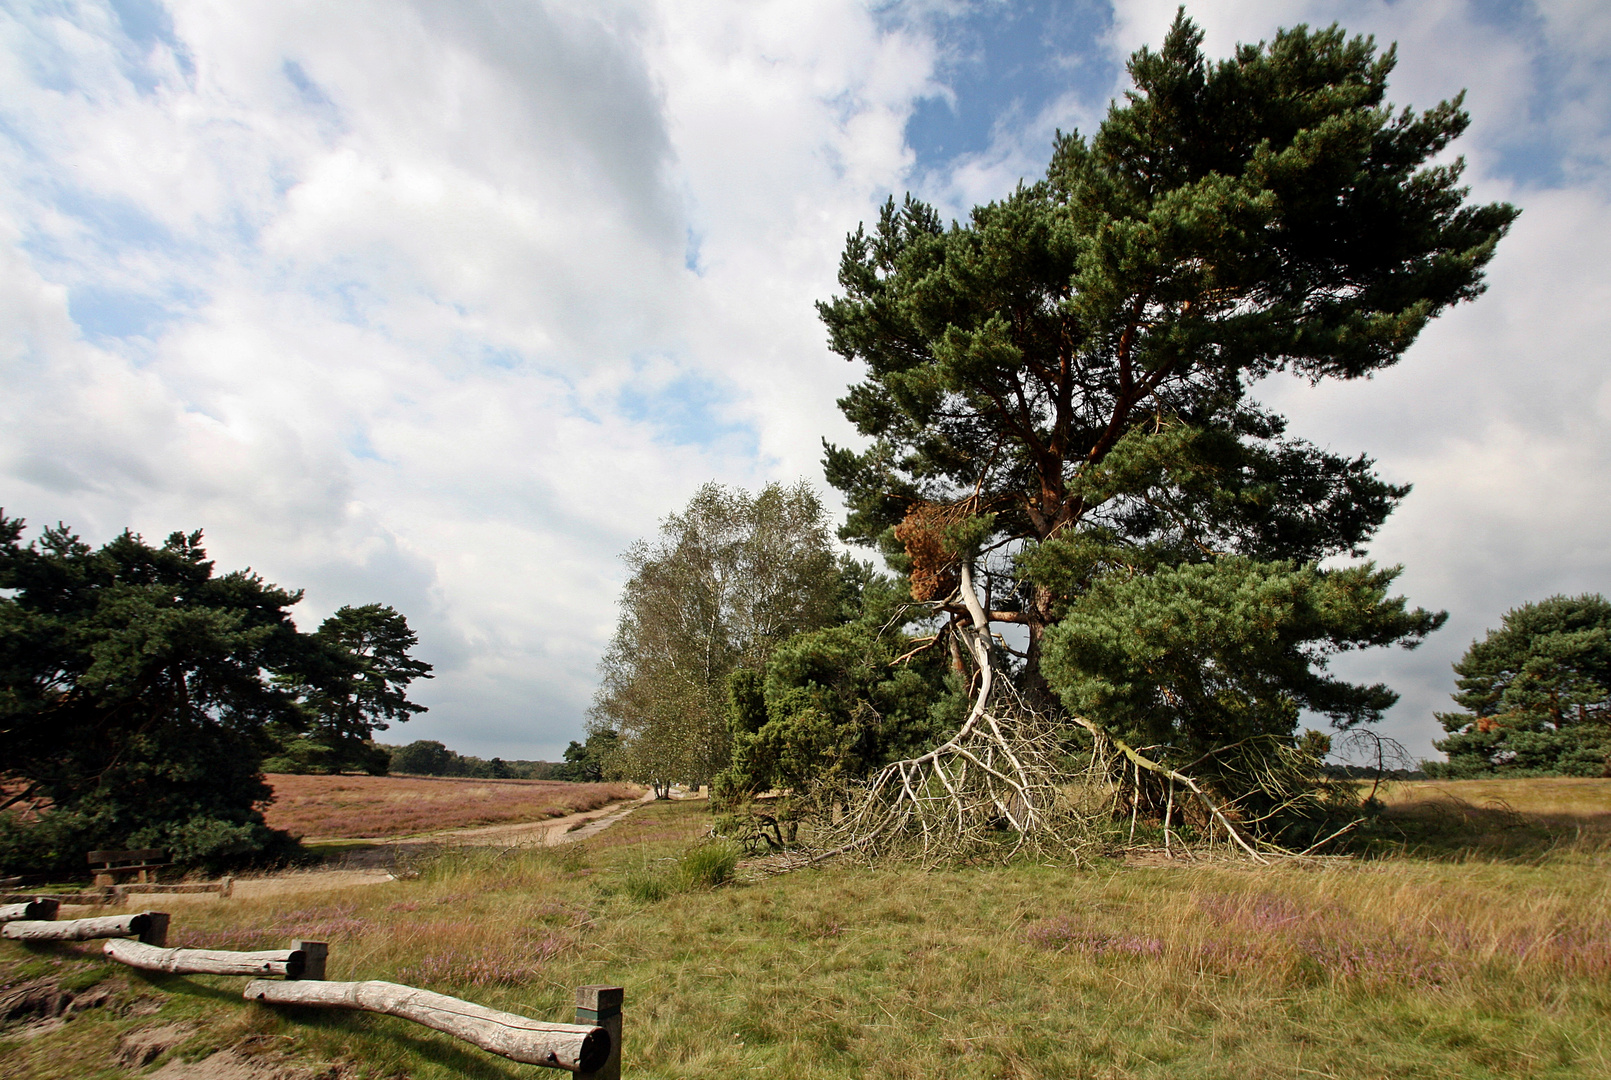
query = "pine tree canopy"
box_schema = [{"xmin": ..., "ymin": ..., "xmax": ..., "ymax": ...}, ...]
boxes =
[
  {"xmin": 0, "ymin": 514, "xmax": 432, "ymax": 871},
  {"xmin": 817, "ymin": 13, "xmax": 1517, "ymax": 685}
]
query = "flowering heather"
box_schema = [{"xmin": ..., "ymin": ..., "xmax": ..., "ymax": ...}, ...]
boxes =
[
  {"xmin": 1196, "ymin": 891, "xmax": 1308, "ymax": 931},
  {"xmin": 260, "ymin": 773, "xmax": 638, "ymax": 839},
  {"xmin": 1019, "ymin": 888, "xmax": 1611, "ymax": 993},
  {"xmin": 1296, "ymin": 934, "xmax": 1451, "ymax": 988},
  {"xmin": 173, "ymin": 903, "xmax": 370, "ymax": 950}
]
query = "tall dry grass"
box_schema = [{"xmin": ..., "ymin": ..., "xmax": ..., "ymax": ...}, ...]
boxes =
[{"xmin": 1368, "ymin": 775, "xmax": 1611, "ymax": 860}]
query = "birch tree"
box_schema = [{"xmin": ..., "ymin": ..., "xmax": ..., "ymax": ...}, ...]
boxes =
[{"xmin": 589, "ymin": 482, "xmax": 839, "ymax": 792}]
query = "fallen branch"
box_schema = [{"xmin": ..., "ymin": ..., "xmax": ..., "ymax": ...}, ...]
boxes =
[{"xmin": 1066, "ymin": 717, "xmax": 1269, "ymax": 863}]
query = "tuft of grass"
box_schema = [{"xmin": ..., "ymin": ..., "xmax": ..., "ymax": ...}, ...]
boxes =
[
  {"xmin": 622, "ymin": 865, "xmax": 673, "ymax": 903},
  {"xmin": 677, "ymin": 841, "xmax": 740, "ymax": 890}
]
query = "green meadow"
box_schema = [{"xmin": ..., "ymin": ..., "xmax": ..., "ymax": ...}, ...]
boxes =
[{"xmin": 4, "ymin": 781, "xmax": 1611, "ymax": 1079}]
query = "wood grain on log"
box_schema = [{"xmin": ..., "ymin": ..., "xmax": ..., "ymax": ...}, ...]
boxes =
[
  {"xmin": 104, "ymin": 939, "xmax": 306, "ymax": 978},
  {"xmin": 1, "ymin": 911, "xmax": 164, "ymax": 943},
  {"xmin": 0, "ymin": 900, "xmax": 58, "ymax": 923},
  {"xmin": 243, "ymin": 979, "xmax": 609, "ymax": 1072}
]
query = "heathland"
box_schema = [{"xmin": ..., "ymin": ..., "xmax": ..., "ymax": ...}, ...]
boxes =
[
  {"xmin": 260, "ymin": 773, "xmax": 639, "ymax": 841},
  {"xmin": 3, "ymin": 776, "xmax": 1610, "ymax": 1079}
]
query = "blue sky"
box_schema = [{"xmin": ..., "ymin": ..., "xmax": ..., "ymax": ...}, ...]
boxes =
[{"xmin": 1, "ymin": 0, "xmax": 1608, "ymax": 761}]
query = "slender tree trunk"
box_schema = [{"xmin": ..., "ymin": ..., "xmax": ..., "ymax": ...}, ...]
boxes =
[{"xmin": 1018, "ymin": 585, "xmax": 1055, "ymax": 706}]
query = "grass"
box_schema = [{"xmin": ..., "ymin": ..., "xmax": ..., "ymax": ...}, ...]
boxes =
[
  {"xmin": 1366, "ymin": 776, "xmax": 1611, "ymax": 859},
  {"xmin": 4, "ymin": 791, "xmax": 1611, "ymax": 1078},
  {"xmin": 260, "ymin": 773, "xmax": 639, "ymax": 840}
]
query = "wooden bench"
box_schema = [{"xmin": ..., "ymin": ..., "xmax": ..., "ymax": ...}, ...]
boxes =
[{"xmin": 87, "ymin": 849, "xmax": 170, "ymax": 887}]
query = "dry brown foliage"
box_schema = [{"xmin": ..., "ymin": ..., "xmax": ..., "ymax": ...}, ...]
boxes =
[{"xmin": 892, "ymin": 501, "xmax": 971, "ymax": 602}]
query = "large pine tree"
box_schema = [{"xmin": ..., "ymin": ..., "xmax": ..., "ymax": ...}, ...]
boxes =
[{"xmin": 818, "ymin": 13, "xmax": 1516, "ymax": 704}]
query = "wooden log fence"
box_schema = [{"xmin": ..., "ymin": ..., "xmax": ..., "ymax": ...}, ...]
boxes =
[
  {"xmin": 104, "ymin": 939, "xmax": 309, "ymax": 978},
  {"xmin": 0, "ymin": 899, "xmax": 59, "ymax": 923},
  {"xmin": 244, "ymin": 980, "xmax": 615, "ymax": 1076},
  {"xmin": 1, "ymin": 910, "xmax": 169, "ymax": 945},
  {"xmin": 0, "ymin": 900, "xmax": 623, "ymax": 1076},
  {"xmin": 1, "ymin": 889, "xmax": 119, "ymax": 907}
]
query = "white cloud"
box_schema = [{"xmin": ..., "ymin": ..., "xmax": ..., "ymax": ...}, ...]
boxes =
[
  {"xmin": 3, "ymin": 0, "xmax": 1606, "ymax": 766},
  {"xmin": 0, "ymin": 0, "xmax": 942, "ymax": 758}
]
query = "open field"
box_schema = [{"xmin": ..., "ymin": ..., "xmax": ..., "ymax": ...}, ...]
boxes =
[
  {"xmin": 260, "ymin": 773, "xmax": 640, "ymax": 840},
  {"xmin": 1376, "ymin": 776, "xmax": 1611, "ymax": 816},
  {"xmin": 1367, "ymin": 776, "xmax": 1611, "ymax": 859},
  {"xmin": 5, "ymin": 789, "xmax": 1611, "ymax": 1078}
]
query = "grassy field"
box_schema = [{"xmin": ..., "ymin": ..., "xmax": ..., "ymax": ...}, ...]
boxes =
[
  {"xmin": 3, "ymin": 783, "xmax": 1610, "ymax": 1078},
  {"xmin": 260, "ymin": 773, "xmax": 640, "ymax": 840},
  {"xmin": 1364, "ymin": 776, "xmax": 1611, "ymax": 859}
]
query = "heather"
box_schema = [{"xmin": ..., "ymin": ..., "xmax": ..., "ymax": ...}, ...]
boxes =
[{"xmin": 260, "ymin": 772, "xmax": 638, "ymax": 839}]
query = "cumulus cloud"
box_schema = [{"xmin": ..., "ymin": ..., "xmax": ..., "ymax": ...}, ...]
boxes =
[
  {"xmin": 1, "ymin": 0, "xmax": 1605, "ymax": 761},
  {"xmin": 0, "ymin": 0, "xmax": 939, "ymax": 757}
]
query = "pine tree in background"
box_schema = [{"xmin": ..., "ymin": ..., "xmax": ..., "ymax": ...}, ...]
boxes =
[
  {"xmin": 0, "ymin": 514, "xmax": 433, "ymax": 873},
  {"xmin": 1432, "ymin": 595, "xmax": 1611, "ymax": 777},
  {"xmin": 267, "ymin": 604, "xmax": 433, "ymax": 774}
]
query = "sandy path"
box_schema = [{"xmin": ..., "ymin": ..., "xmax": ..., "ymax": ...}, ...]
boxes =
[
  {"xmin": 91, "ymin": 793, "xmax": 658, "ymax": 906},
  {"xmin": 325, "ymin": 790, "xmax": 656, "ymax": 848}
]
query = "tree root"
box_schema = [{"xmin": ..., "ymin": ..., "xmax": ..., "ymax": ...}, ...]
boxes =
[{"xmin": 801, "ymin": 552, "xmax": 1349, "ymax": 867}]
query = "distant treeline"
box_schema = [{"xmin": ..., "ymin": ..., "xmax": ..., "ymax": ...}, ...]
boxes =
[
  {"xmin": 1322, "ymin": 765, "xmax": 1428, "ymax": 782},
  {"xmin": 377, "ymin": 739, "xmax": 564, "ymax": 779},
  {"xmin": 364, "ymin": 735, "xmax": 617, "ymax": 783}
]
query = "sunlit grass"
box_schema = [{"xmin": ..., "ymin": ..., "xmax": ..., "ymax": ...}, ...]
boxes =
[
  {"xmin": 5, "ymin": 796, "xmax": 1611, "ymax": 1078},
  {"xmin": 1366, "ymin": 776, "xmax": 1611, "ymax": 861}
]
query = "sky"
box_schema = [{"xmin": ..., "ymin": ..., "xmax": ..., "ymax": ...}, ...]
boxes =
[{"xmin": 1, "ymin": 0, "xmax": 1607, "ymax": 763}]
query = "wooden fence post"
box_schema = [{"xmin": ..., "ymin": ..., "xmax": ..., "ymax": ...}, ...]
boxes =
[
  {"xmin": 292, "ymin": 940, "xmax": 327, "ymax": 980},
  {"xmin": 574, "ymin": 985, "xmax": 622, "ymax": 1080},
  {"xmin": 139, "ymin": 912, "xmax": 169, "ymax": 947}
]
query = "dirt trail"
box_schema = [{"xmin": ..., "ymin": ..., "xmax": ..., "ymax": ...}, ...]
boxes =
[
  {"xmin": 324, "ymin": 789, "xmax": 656, "ymax": 848},
  {"xmin": 95, "ymin": 792, "xmax": 658, "ymax": 907}
]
